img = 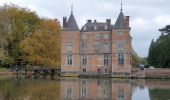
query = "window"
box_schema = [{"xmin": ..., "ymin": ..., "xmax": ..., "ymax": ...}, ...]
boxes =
[
  {"xmin": 117, "ymin": 42, "xmax": 124, "ymax": 50},
  {"xmin": 81, "ymin": 87, "xmax": 87, "ymax": 97},
  {"xmin": 104, "ymin": 25, "xmax": 107, "ymax": 30},
  {"xmin": 118, "ymin": 54, "xmax": 124, "ymax": 66},
  {"xmin": 94, "ymin": 25, "xmax": 97, "ymax": 30},
  {"xmin": 104, "ymin": 34, "xmax": 109, "ymax": 39},
  {"xmin": 66, "ymin": 88, "xmax": 72, "ymax": 98},
  {"xmin": 67, "ymin": 55, "xmax": 72, "ymax": 65},
  {"xmin": 83, "ymin": 69, "xmax": 86, "ymax": 73},
  {"xmin": 104, "ymin": 43, "xmax": 109, "ymax": 52},
  {"xmin": 95, "ymin": 43, "xmax": 99, "ymax": 52},
  {"xmin": 95, "ymin": 34, "xmax": 100, "ymax": 40},
  {"xmin": 82, "ymin": 33, "xmax": 86, "ymax": 39},
  {"xmin": 67, "ymin": 42, "xmax": 72, "ymax": 51},
  {"xmin": 117, "ymin": 89, "xmax": 124, "ymax": 100},
  {"xmin": 104, "ymin": 54, "xmax": 109, "ymax": 66},
  {"xmin": 82, "ymin": 42, "xmax": 87, "ymax": 51},
  {"xmin": 82, "ymin": 55, "xmax": 87, "ymax": 66},
  {"xmin": 82, "ymin": 80, "xmax": 86, "ymax": 85},
  {"xmin": 105, "ymin": 69, "xmax": 108, "ymax": 73},
  {"xmin": 103, "ymin": 88, "xmax": 108, "ymax": 98}
]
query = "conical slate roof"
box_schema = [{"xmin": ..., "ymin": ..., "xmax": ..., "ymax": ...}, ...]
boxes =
[
  {"xmin": 114, "ymin": 11, "xmax": 126, "ymax": 29},
  {"xmin": 66, "ymin": 13, "xmax": 79, "ymax": 31}
]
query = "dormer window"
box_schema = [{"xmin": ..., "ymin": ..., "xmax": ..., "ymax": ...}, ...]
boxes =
[
  {"xmin": 94, "ymin": 25, "xmax": 97, "ymax": 30},
  {"xmin": 83, "ymin": 26, "xmax": 86, "ymax": 31},
  {"xmin": 105, "ymin": 25, "xmax": 107, "ymax": 30}
]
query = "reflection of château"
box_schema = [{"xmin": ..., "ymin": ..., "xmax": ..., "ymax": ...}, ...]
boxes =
[
  {"xmin": 60, "ymin": 78, "xmax": 170, "ymax": 100},
  {"xmin": 61, "ymin": 3, "xmax": 132, "ymax": 77},
  {"xmin": 60, "ymin": 78, "xmax": 131, "ymax": 100}
]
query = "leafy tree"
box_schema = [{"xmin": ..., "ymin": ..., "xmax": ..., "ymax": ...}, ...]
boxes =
[
  {"xmin": 20, "ymin": 19, "xmax": 61, "ymax": 68},
  {"xmin": 132, "ymin": 50, "xmax": 140, "ymax": 67},
  {"xmin": 0, "ymin": 4, "xmax": 41, "ymax": 66}
]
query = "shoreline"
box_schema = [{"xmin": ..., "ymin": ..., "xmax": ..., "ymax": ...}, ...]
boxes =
[{"xmin": 1, "ymin": 68, "xmax": 170, "ymax": 79}]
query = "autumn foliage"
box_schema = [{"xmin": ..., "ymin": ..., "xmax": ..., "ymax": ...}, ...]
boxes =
[
  {"xmin": 0, "ymin": 4, "xmax": 61, "ymax": 68},
  {"xmin": 20, "ymin": 19, "xmax": 61, "ymax": 68}
]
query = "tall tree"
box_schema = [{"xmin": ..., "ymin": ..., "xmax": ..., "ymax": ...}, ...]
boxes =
[
  {"xmin": 20, "ymin": 19, "xmax": 61, "ymax": 68},
  {"xmin": 147, "ymin": 25, "xmax": 170, "ymax": 68}
]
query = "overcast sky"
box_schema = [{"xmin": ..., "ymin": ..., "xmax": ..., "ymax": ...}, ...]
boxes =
[{"xmin": 0, "ymin": 0, "xmax": 170, "ymax": 57}]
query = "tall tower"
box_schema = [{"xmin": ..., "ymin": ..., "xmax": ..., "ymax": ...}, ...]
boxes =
[
  {"xmin": 111, "ymin": 2, "xmax": 132, "ymax": 77},
  {"xmin": 61, "ymin": 6, "xmax": 80, "ymax": 76}
]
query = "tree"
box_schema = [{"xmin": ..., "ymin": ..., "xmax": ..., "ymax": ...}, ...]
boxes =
[
  {"xmin": 147, "ymin": 39, "xmax": 155, "ymax": 66},
  {"xmin": 20, "ymin": 19, "xmax": 61, "ymax": 68},
  {"xmin": 132, "ymin": 50, "xmax": 140, "ymax": 67},
  {"xmin": 0, "ymin": 4, "xmax": 41, "ymax": 66},
  {"xmin": 147, "ymin": 25, "xmax": 170, "ymax": 68}
]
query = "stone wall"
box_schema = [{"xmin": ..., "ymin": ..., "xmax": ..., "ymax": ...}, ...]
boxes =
[
  {"xmin": 131, "ymin": 68, "xmax": 170, "ymax": 79},
  {"xmin": 145, "ymin": 68, "xmax": 170, "ymax": 78}
]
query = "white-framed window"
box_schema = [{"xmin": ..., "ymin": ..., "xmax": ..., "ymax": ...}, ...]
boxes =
[
  {"xmin": 104, "ymin": 43, "xmax": 109, "ymax": 52},
  {"xmin": 81, "ymin": 87, "xmax": 87, "ymax": 97},
  {"xmin": 95, "ymin": 33, "xmax": 100, "ymax": 40},
  {"xmin": 104, "ymin": 25, "xmax": 107, "ymax": 30},
  {"xmin": 118, "ymin": 54, "xmax": 124, "ymax": 66},
  {"xmin": 67, "ymin": 55, "xmax": 72, "ymax": 66},
  {"xmin": 66, "ymin": 88, "xmax": 72, "ymax": 98},
  {"xmin": 104, "ymin": 54, "xmax": 109, "ymax": 66},
  {"xmin": 82, "ymin": 55, "xmax": 87, "ymax": 66},
  {"xmin": 104, "ymin": 34, "xmax": 109, "ymax": 39},
  {"xmin": 67, "ymin": 42, "xmax": 72, "ymax": 51},
  {"xmin": 94, "ymin": 42, "xmax": 100, "ymax": 52},
  {"xmin": 94, "ymin": 25, "xmax": 97, "ymax": 30},
  {"xmin": 81, "ymin": 42, "xmax": 87, "ymax": 51}
]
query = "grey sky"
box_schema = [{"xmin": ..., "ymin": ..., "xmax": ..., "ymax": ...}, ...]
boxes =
[{"xmin": 1, "ymin": 0, "xmax": 170, "ymax": 57}]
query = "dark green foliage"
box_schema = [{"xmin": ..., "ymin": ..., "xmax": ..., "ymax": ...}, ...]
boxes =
[
  {"xmin": 149, "ymin": 88, "xmax": 170, "ymax": 100},
  {"xmin": 147, "ymin": 25, "xmax": 170, "ymax": 68}
]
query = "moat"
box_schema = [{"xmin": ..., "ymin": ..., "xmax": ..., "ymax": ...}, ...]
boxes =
[{"xmin": 0, "ymin": 77, "xmax": 170, "ymax": 100}]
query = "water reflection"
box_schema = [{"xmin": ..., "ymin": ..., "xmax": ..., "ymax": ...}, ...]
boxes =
[
  {"xmin": 0, "ymin": 79, "xmax": 60, "ymax": 100},
  {"xmin": 0, "ymin": 78, "xmax": 170, "ymax": 100}
]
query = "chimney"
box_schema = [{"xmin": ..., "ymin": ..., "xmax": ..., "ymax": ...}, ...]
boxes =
[
  {"xmin": 87, "ymin": 20, "xmax": 92, "ymax": 23},
  {"xmin": 125, "ymin": 16, "xmax": 130, "ymax": 27},
  {"xmin": 63, "ymin": 17, "xmax": 67, "ymax": 28},
  {"xmin": 106, "ymin": 19, "xmax": 111, "ymax": 25},
  {"xmin": 94, "ymin": 20, "xmax": 97, "ymax": 23}
]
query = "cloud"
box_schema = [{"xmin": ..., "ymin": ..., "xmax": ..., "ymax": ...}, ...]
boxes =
[{"xmin": 0, "ymin": 0, "xmax": 169, "ymax": 57}]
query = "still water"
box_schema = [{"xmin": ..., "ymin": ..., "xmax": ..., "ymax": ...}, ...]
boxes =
[{"xmin": 0, "ymin": 77, "xmax": 170, "ymax": 100}]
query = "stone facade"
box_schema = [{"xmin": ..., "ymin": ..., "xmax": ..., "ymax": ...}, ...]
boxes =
[{"xmin": 61, "ymin": 7, "xmax": 132, "ymax": 77}]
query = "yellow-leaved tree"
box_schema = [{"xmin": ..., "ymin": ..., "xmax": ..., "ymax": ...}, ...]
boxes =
[{"xmin": 20, "ymin": 19, "xmax": 61, "ymax": 68}]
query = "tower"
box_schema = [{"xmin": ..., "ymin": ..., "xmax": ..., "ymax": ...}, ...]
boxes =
[
  {"xmin": 61, "ymin": 6, "xmax": 80, "ymax": 76},
  {"xmin": 111, "ymin": 2, "xmax": 132, "ymax": 77}
]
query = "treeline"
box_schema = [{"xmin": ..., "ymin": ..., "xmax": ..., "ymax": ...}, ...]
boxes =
[
  {"xmin": 132, "ymin": 50, "xmax": 147, "ymax": 68},
  {"xmin": 0, "ymin": 4, "xmax": 61, "ymax": 68},
  {"xmin": 147, "ymin": 25, "xmax": 170, "ymax": 68}
]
